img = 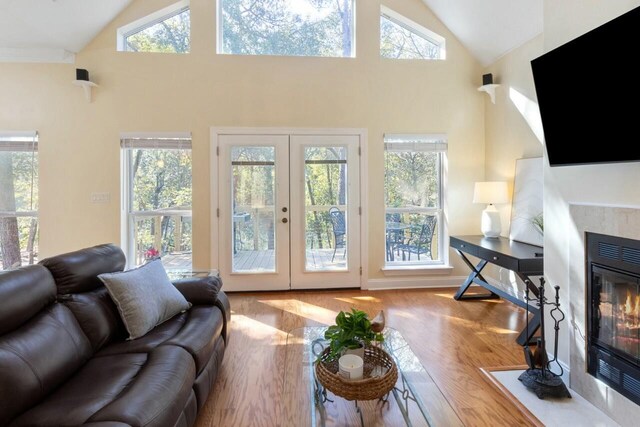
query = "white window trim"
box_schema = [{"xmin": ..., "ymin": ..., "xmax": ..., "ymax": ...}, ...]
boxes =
[
  {"xmin": 380, "ymin": 5, "xmax": 446, "ymax": 60},
  {"xmin": 383, "ymin": 133, "xmax": 448, "ymax": 270},
  {"xmin": 117, "ymin": 0, "xmax": 190, "ymax": 52},
  {"xmin": 120, "ymin": 132, "xmax": 192, "ymax": 268}
]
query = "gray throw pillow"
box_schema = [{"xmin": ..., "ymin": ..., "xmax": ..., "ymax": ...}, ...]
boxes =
[{"xmin": 99, "ymin": 259, "xmax": 191, "ymax": 340}]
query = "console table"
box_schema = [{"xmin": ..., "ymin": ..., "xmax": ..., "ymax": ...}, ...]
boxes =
[{"xmin": 450, "ymin": 235, "xmax": 543, "ymax": 346}]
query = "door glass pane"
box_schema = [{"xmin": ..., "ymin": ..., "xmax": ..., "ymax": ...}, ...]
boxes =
[
  {"xmin": 231, "ymin": 146, "xmax": 276, "ymax": 272},
  {"xmin": 304, "ymin": 146, "xmax": 348, "ymax": 271}
]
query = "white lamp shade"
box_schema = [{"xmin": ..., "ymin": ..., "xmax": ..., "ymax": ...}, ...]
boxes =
[{"xmin": 473, "ymin": 181, "xmax": 509, "ymax": 205}]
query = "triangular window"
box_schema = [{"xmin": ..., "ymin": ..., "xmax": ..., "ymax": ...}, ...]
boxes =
[
  {"xmin": 380, "ymin": 6, "xmax": 445, "ymax": 60},
  {"xmin": 117, "ymin": 1, "xmax": 190, "ymax": 53}
]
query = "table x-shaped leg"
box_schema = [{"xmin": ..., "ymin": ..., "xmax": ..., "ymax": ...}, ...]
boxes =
[{"xmin": 453, "ymin": 251, "xmax": 500, "ymax": 301}]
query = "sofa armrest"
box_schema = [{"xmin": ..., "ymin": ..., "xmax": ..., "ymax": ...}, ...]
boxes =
[
  {"xmin": 172, "ymin": 275, "xmax": 222, "ymax": 305},
  {"xmin": 215, "ymin": 290, "xmax": 231, "ymax": 344}
]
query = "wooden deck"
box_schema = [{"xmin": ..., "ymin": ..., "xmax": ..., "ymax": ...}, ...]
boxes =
[
  {"xmin": 161, "ymin": 249, "xmax": 347, "ymax": 272},
  {"xmin": 233, "ymin": 249, "xmax": 347, "ymax": 272},
  {"xmin": 162, "ymin": 252, "xmax": 193, "ymax": 270}
]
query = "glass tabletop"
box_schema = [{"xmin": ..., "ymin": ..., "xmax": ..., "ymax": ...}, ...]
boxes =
[{"xmin": 282, "ymin": 327, "xmax": 463, "ymax": 427}]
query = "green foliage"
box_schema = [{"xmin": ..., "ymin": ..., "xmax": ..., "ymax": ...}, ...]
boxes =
[
  {"xmin": 532, "ymin": 212, "xmax": 544, "ymax": 235},
  {"xmin": 0, "ymin": 151, "xmax": 38, "ymax": 268},
  {"xmin": 126, "ymin": 9, "xmax": 190, "ymax": 53},
  {"xmin": 131, "ymin": 148, "xmax": 192, "ymax": 262},
  {"xmin": 385, "ymin": 151, "xmax": 439, "ymax": 209},
  {"xmin": 323, "ymin": 308, "xmax": 384, "ymax": 360},
  {"xmin": 221, "ymin": 0, "xmax": 353, "ymax": 57}
]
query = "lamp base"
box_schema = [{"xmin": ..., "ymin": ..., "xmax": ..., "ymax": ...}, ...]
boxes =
[{"xmin": 481, "ymin": 205, "xmax": 501, "ymax": 238}]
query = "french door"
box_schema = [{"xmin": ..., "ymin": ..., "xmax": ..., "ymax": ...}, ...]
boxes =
[{"xmin": 218, "ymin": 133, "xmax": 361, "ymax": 291}]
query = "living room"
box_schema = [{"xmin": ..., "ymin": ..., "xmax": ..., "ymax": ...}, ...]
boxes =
[{"xmin": 1, "ymin": 0, "xmax": 640, "ymax": 426}]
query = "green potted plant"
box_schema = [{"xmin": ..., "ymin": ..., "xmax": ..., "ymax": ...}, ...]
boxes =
[{"xmin": 323, "ymin": 308, "xmax": 384, "ymax": 360}]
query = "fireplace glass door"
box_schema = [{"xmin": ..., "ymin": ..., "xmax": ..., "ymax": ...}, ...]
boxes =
[{"xmin": 592, "ymin": 265, "xmax": 640, "ymax": 364}]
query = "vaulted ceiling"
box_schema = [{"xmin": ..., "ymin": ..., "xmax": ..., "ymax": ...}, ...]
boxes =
[
  {"xmin": 0, "ymin": 0, "xmax": 132, "ymax": 62},
  {"xmin": 421, "ymin": 0, "xmax": 543, "ymax": 66},
  {"xmin": 0, "ymin": 0, "xmax": 542, "ymax": 66}
]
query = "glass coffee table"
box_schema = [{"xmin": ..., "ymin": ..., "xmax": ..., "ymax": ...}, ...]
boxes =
[{"xmin": 282, "ymin": 327, "xmax": 463, "ymax": 426}]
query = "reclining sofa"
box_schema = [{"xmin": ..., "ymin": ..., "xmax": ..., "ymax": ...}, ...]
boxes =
[{"xmin": 0, "ymin": 244, "xmax": 230, "ymax": 427}]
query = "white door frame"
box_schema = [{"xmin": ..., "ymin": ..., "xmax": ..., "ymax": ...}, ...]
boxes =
[{"xmin": 210, "ymin": 127, "xmax": 369, "ymax": 290}]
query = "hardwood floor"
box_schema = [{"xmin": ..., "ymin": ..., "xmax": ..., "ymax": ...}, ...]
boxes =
[{"xmin": 195, "ymin": 288, "xmax": 535, "ymax": 427}]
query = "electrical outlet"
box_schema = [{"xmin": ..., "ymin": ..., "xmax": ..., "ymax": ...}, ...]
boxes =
[{"xmin": 90, "ymin": 192, "xmax": 110, "ymax": 204}]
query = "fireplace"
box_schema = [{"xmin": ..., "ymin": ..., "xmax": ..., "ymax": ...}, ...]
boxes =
[{"xmin": 587, "ymin": 232, "xmax": 640, "ymax": 405}]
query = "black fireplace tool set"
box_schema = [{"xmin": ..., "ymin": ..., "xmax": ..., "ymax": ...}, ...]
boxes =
[{"xmin": 518, "ymin": 278, "xmax": 572, "ymax": 399}]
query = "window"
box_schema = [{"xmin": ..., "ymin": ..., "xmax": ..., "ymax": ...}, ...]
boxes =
[
  {"xmin": 117, "ymin": 1, "xmax": 190, "ymax": 53},
  {"xmin": 121, "ymin": 134, "xmax": 192, "ymax": 269},
  {"xmin": 380, "ymin": 6, "xmax": 445, "ymax": 60},
  {"xmin": 219, "ymin": 0, "xmax": 355, "ymax": 57},
  {"xmin": 0, "ymin": 132, "xmax": 38, "ymax": 271},
  {"xmin": 384, "ymin": 134, "xmax": 446, "ymax": 267}
]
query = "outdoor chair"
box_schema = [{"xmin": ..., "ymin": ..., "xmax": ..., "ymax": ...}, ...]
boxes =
[
  {"xmin": 328, "ymin": 206, "xmax": 346, "ymax": 262},
  {"xmin": 397, "ymin": 215, "xmax": 437, "ymax": 261}
]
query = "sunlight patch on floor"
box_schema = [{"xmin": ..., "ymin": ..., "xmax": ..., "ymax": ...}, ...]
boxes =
[
  {"xmin": 258, "ymin": 299, "xmax": 338, "ymax": 325},
  {"xmin": 333, "ymin": 296, "xmax": 382, "ymax": 305},
  {"xmin": 231, "ymin": 314, "xmax": 287, "ymax": 342},
  {"xmin": 392, "ymin": 310, "xmax": 416, "ymax": 319}
]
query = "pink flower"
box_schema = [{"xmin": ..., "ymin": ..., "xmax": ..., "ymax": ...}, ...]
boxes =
[{"xmin": 145, "ymin": 248, "xmax": 160, "ymax": 259}]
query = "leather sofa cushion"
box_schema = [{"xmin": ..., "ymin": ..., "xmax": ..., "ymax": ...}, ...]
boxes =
[
  {"xmin": 0, "ymin": 265, "xmax": 56, "ymax": 335},
  {"xmin": 193, "ymin": 336, "xmax": 226, "ymax": 410},
  {"xmin": 0, "ymin": 304, "xmax": 92, "ymax": 426},
  {"xmin": 172, "ymin": 275, "xmax": 222, "ymax": 305},
  {"xmin": 58, "ymin": 287, "xmax": 126, "ymax": 352},
  {"xmin": 40, "ymin": 243, "xmax": 126, "ymax": 294},
  {"xmin": 10, "ymin": 346, "xmax": 195, "ymax": 427},
  {"xmin": 166, "ymin": 306, "xmax": 224, "ymax": 375},
  {"xmin": 98, "ymin": 306, "xmax": 223, "ymax": 375}
]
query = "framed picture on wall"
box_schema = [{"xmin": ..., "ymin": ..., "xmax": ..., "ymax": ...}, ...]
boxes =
[{"xmin": 509, "ymin": 157, "xmax": 543, "ymax": 247}]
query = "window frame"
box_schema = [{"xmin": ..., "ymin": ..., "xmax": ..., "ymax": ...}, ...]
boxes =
[
  {"xmin": 216, "ymin": 0, "xmax": 357, "ymax": 58},
  {"xmin": 380, "ymin": 5, "xmax": 446, "ymax": 60},
  {"xmin": 117, "ymin": 0, "xmax": 190, "ymax": 53},
  {"xmin": 383, "ymin": 133, "xmax": 447, "ymax": 269},
  {"xmin": 0, "ymin": 131, "xmax": 39, "ymax": 270},
  {"xmin": 120, "ymin": 132, "xmax": 193, "ymax": 269}
]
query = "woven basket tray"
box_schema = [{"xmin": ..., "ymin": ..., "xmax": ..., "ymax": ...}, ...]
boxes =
[{"xmin": 315, "ymin": 345, "xmax": 398, "ymax": 401}]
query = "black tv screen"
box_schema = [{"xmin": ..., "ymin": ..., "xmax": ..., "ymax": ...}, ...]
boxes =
[{"xmin": 531, "ymin": 6, "xmax": 640, "ymax": 166}]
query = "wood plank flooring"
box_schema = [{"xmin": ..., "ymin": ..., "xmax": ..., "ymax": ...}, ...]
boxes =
[{"xmin": 195, "ymin": 288, "xmax": 535, "ymax": 427}]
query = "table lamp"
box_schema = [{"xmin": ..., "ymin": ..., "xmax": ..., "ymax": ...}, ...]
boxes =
[{"xmin": 473, "ymin": 181, "xmax": 509, "ymax": 238}]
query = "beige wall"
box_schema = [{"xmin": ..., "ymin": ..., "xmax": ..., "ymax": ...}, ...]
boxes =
[
  {"xmin": 0, "ymin": 0, "xmax": 484, "ymax": 280},
  {"xmin": 483, "ymin": 35, "xmax": 544, "ymax": 237},
  {"xmin": 542, "ymin": 0, "xmax": 640, "ymax": 423}
]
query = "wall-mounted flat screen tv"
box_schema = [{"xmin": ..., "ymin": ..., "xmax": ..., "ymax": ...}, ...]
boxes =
[{"xmin": 531, "ymin": 6, "xmax": 640, "ymax": 166}]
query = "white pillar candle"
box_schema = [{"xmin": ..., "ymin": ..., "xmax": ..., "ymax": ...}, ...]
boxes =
[{"xmin": 338, "ymin": 354, "xmax": 364, "ymax": 380}]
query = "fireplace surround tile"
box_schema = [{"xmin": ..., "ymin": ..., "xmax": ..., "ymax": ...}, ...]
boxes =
[{"xmin": 569, "ymin": 204, "xmax": 640, "ymax": 426}]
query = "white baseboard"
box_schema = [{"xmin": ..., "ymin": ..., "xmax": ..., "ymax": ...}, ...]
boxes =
[{"xmin": 365, "ymin": 275, "xmax": 468, "ymax": 290}]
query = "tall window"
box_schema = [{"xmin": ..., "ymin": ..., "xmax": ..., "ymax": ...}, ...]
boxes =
[
  {"xmin": 0, "ymin": 132, "xmax": 38, "ymax": 270},
  {"xmin": 219, "ymin": 0, "xmax": 355, "ymax": 57},
  {"xmin": 380, "ymin": 6, "xmax": 445, "ymax": 60},
  {"xmin": 117, "ymin": 1, "xmax": 190, "ymax": 53},
  {"xmin": 121, "ymin": 134, "xmax": 192, "ymax": 269},
  {"xmin": 384, "ymin": 134, "xmax": 446, "ymax": 266}
]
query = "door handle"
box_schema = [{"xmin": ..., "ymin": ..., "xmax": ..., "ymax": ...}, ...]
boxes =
[{"xmin": 282, "ymin": 218, "xmax": 288, "ymax": 223}]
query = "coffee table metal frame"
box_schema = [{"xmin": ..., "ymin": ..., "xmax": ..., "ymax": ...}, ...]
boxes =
[{"xmin": 292, "ymin": 326, "xmax": 437, "ymax": 427}]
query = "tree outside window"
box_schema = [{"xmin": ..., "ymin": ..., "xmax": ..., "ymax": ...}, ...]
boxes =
[
  {"xmin": 0, "ymin": 133, "xmax": 38, "ymax": 270},
  {"xmin": 220, "ymin": 0, "xmax": 355, "ymax": 57}
]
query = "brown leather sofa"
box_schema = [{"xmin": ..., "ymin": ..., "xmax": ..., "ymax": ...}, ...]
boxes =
[{"xmin": 0, "ymin": 244, "xmax": 230, "ymax": 427}]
